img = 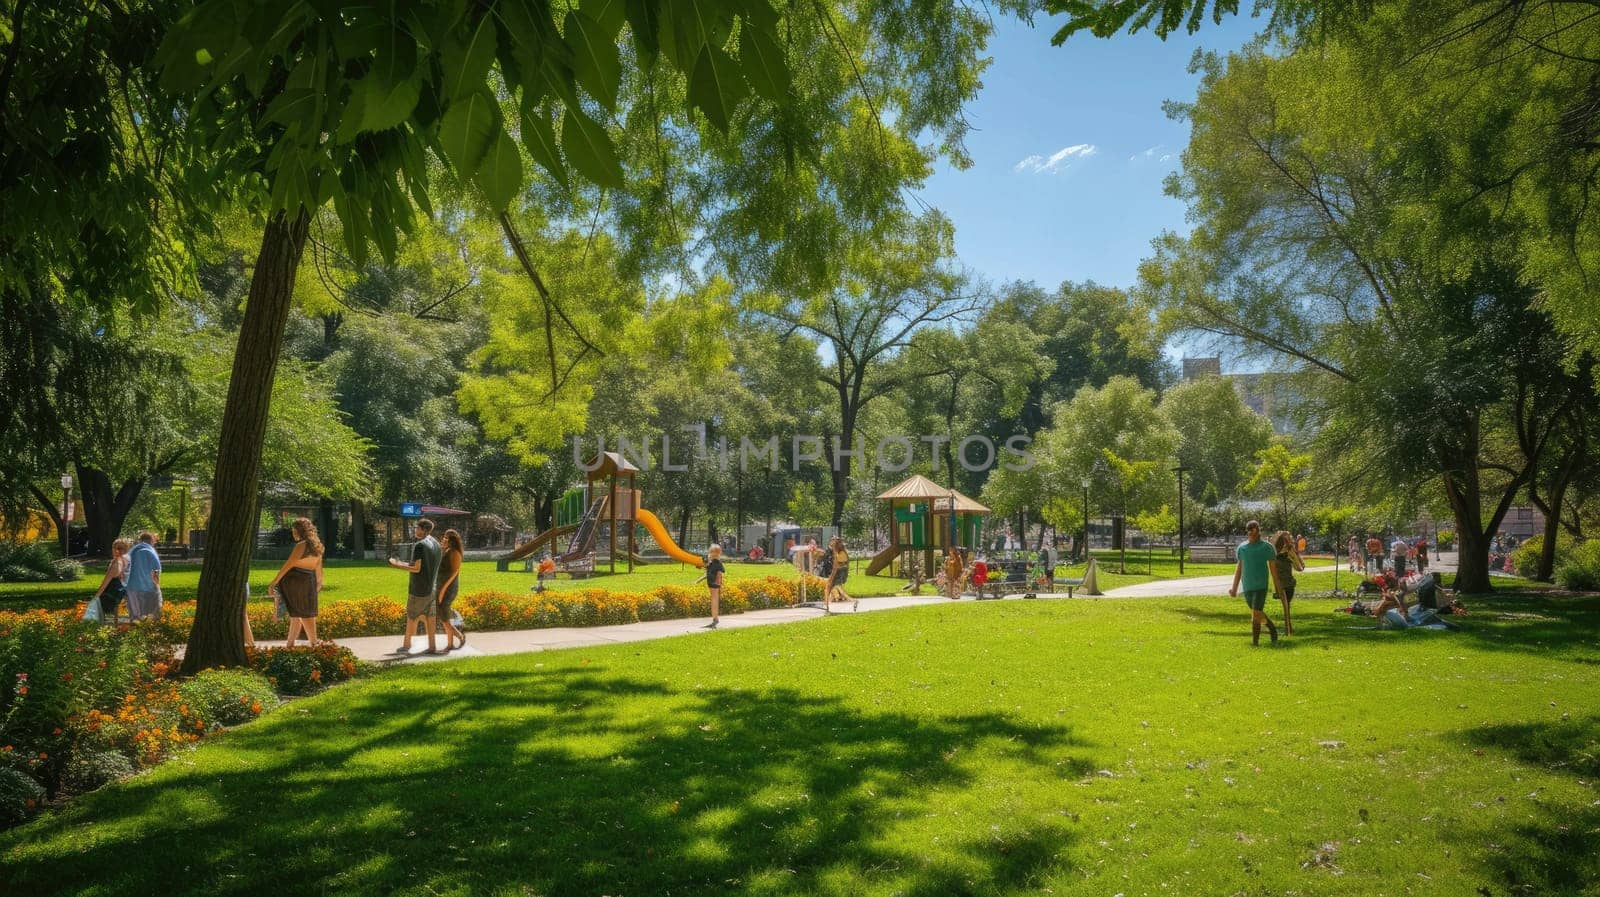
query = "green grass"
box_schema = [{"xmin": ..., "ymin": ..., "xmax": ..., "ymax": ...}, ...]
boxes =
[{"xmin": 5, "ymin": 591, "xmax": 1598, "ymax": 896}]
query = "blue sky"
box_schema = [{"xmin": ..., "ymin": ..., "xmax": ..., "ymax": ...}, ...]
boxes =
[{"xmin": 919, "ymin": 13, "xmax": 1262, "ymax": 292}]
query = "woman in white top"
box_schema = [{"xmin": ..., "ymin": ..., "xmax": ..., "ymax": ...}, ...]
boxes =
[{"xmin": 90, "ymin": 539, "xmax": 132, "ymax": 622}]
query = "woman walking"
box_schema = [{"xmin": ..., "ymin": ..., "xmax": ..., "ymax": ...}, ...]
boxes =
[
  {"xmin": 269, "ymin": 517, "xmax": 325, "ymax": 648},
  {"xmin": 943, "ymin": 549, "xmax": 963, "ymax": 600},
  {"xmin": 825, "ymin": 536, "xmax": 851, "ymax": 605},
  {"xmin": 1347, "ymin": 536, "xmax": 1361, "ymax": 573},
  {"xmin": 1273, "ymin": 530, "xmax": 1306, "ymax": 636},
  {"xmin": 89, "ymin": 538, "xmax": 131, "ymax": 622},
  {"xmin": 437, "ymin": 528, "xmax": 466, "ymax": 650}
]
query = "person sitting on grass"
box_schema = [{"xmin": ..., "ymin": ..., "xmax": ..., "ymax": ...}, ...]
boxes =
[
  {"xmin": 1228, "ymin": 520, "xmax": 1281, "ymax": 646},
  {"xmin": 387, "ymin": 518, "xmax": 442, "ymax": 655}
]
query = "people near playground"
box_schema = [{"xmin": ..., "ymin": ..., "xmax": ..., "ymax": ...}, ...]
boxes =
[
  {"xmin": 535, "ymin": 552, "xmax": 556, "ymax": 592},
  {"xmin": 436, "ymin": 528, "xmax": 466, "ymax": 650},
  {"xmin": 1391, "ymin": 535, "xmax": 1411, "ymax": 578},
  {"xmin": 1228, "ymin": 520, "xmax": 1281, "ymax": 646},
  {"xmin": 971, "ymin": 554, "xmax": 989, "ymax": 592},
  {"xmin": 1347, "ymin": 535, "xmax": 1361, "ymax": 573},
  {"xmin": 388, "ymin": 518, "xmax": 442, "ymax": 655},
  {"xmin": 89, "ymin": 538, "xmax": 131, "ymax": 622},
  {"xmin": 943, "ymin": 548, "xmax": 963, "ymax": 600},
  {"xmin": 1272, "ymin": 530, "xmax": 1306, "ymax": 636},
  {"xmin": 1365, "ymin": 534, "xmax": 1383, "ymax": 575},
  {"xmin": 125, "ymin": 532, "xmax": 164, "ymax": 622},
  {"xmin": 700, "ymin": 544, "xmax": 725, "ymax": 629},
  {"xmin": 268, "ymin": 517, "xmax": 325, "ymax": 648},
  {"xmin": 824, "ymin": 536, "xmax": 852, "ymax": 604}
]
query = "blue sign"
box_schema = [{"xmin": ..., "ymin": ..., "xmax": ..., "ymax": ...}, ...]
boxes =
[{"xmin": 400, "ymin": 502, "xmax": 423, "ymax": 518}]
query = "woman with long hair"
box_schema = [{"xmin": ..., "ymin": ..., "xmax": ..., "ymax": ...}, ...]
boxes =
[
  {"xmin": 826, "ymin": 536, "xmax": 851, "ymax": 605},
  {"xmin": 437, "ymin": 528, "xmax": 466, "ymax": 650},
  {"xmin": 1272, "ymin": 529, "xmax": 1306, "ymax": 636},
  {"xmin": 269, "ymin": 517, "xmax": 325, "ymax": 647},
  {"xmin": 89, "ymin": 539, "xmax": 131, "ymax": 623}
]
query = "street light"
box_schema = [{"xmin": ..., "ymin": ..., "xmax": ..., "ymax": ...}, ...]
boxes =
[
  {"xmin": 59, "ymin": 473, "xmax": 73, "ymax": 559},
  {"xmin": 1080, "ymin": 476, "xmax": 1091, "ymax": 564},
  {"xmin": 1173, "ymin": 465, "xmax": 1190, "ymax": 575}
]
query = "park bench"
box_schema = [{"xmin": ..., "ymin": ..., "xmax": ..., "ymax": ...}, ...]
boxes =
[
  {"xmin": 1187, "ymin": 545, "xmax": 1234, "ymax": 565},
  {"xmin": 155, "ymin": 544, "xmax": 190, "ymax": 562},
  {"xmin": 1055, "ymin": 575, "xmax": 1085, "ymax": 598}
]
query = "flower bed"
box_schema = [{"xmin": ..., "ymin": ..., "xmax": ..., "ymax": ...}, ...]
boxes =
[
  {"xmin": 0, "ymin": 610, "xmax": 362, "ymax": 830},
  {"xmin": 4, "ymin": 575, "xmax": 829, "ymax": 644}
]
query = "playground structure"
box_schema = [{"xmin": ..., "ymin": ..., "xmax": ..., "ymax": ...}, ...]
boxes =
[
  {"xmin": 499, "ymin": 452, "xmax": 703, "ymax": 574},
  {"xmin": 866, "ymin": 474, "xmax": 990, "ymax": 578}
]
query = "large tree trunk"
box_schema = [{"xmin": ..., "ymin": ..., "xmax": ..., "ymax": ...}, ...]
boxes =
[
  {"xmin": 350, "ymin": 498, "xmax": 366, "ymax": 559},
  {"xmin": 1529, "ymin": 438, "xmax": 1581, "ymax": 582},
  {"xmin": 182, "ymin": 210, "xmax": 310, "ymax": 673},
  {"xmin": 1443, "ymin": 465, "xmax": 1495, "ymax": 593},
  {"xmin": 73, "ymin": 465, "xmax": 145, "ymax": 557}
]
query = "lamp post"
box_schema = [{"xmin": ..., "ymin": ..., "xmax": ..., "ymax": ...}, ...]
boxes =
[
  {"xmin": 59, "ymin": 473, "xmax": 73, "ymax": 558},
  {"xmin": 1080, "ymin": 476, "xmax": 1090, "ymax": 564},
  {"xmin": 1173, "ymin": 465, "xmax": 1190, "ymax": 575}
]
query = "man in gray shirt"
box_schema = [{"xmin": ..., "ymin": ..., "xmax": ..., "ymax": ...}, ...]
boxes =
[{"xmin": 388, "ymin": 518, "xmax": 442, "ymax": 655}]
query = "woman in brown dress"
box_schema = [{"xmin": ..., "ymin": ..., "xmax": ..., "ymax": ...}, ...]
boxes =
[
  {"xmin": 269, "ymin": 517, "xmax": 325, "ymax": 647},
  {"xmin": 437, "ymin": 528, "xmax": 466, "ymax": 650}
]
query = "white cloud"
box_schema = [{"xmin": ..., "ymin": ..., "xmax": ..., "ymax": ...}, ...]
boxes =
[
  {"xmin": 1129, "ymin": 144, "xmax": 1167, "ymax": 163},
  {"xmin": 1013, "ymin": 143, "xmax": 1098, "ymax": 174}
]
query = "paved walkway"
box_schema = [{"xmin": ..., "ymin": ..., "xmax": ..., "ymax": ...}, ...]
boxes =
[{"xmin": 261, "ymin": 552, "xmax": 1463, "ymax": 664}]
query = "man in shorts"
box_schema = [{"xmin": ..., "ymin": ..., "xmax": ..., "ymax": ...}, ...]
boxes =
[
  {"xmin": 1228, "ymin": 520, "xmax": 1280, "ymax": 646},
  {"xmin": 125, "ymin": 532, "xmax": 164, "ymax": 621},
  {"xmin": 1391, "ymin": 535, "xmax": 1411, "ymax": 578},
  {"xmin": 387, "ymin": 519, "xmax": 442, "ymax": 655}
]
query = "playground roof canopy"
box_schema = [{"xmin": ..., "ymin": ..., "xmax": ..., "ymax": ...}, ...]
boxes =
[
  {"xmin": 584, "ymin": 451, "xmax": 640, "ymax": 480},
  {"xmin": 876, "ymin": 475, "xmax": 991, "ymax": 514}
]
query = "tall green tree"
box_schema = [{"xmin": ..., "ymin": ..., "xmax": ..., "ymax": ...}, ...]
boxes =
[
  {"xmin": 1142, "ymin": 39, "xmax": 1594, "ymax": 591},
  {"xmin": 1159, "ymin": 375, "xmax": 1274, "ymax": 504}
]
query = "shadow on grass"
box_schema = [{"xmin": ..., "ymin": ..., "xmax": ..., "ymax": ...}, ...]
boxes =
[
  {"xmin": 1452, "ymin": 715, "xmax": 1600, "ymax": 896},
  {"xmin": 1173, "ymin": 591, "xmax": 1600, "ymax": 661},
  {"xmin": 2, "ymin": 666, "xmax": 1094, "ymax": 896}
]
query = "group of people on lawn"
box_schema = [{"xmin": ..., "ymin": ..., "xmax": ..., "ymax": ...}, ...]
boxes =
[
  {"xmin": 1232, "ymin": 520, "xmax": 1463, "ymax": 644},
  {"xmin": 1347, "ymin": 533, "xmax": 1430, "ymax": 577}
]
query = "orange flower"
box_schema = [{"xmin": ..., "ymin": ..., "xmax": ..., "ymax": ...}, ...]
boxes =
[
  {"xmin": 250, "ymin": 701, "xmax": 262, "ymax": 715},
  {"xmin": 15, "ymin": 686, "xmax": 25, "ymax": 695}
]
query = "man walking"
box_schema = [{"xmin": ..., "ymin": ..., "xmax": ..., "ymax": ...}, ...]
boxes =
[
  {"xmin": 1228, "ymin": 520, "xmax": 1280, "ymax": 646},
  {"xmin": 388, "ymin": 519, "xmax": 442, "ymax": 655},
  {"xmin": 125, "ymin": 532, "xmax": 163, "ymax": 622},
  {"xmin": 1391, "ymin": 534, "xmax": 1411, "ymax": 578}
]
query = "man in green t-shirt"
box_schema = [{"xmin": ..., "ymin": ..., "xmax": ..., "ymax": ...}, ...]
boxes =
[{"xmin": 1229, "ymin": 520, "xmax": 1282, "ymax": 646}]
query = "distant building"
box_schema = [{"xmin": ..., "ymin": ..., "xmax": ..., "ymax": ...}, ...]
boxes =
[{"xmin": 1181, "ymin": 356, "xmax": 1221, "ymax": 380}]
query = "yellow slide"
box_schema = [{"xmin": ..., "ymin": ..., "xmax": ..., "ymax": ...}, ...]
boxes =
[{"xmin": 634, "ymin": 509, "xmax": 705, "ymax": 568}]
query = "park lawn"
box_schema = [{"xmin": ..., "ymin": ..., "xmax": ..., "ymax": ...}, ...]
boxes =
[
  {"xmin": 5, "ymin": 592, "xmax": 1598, "ymax": 897},
  {"xmin": 0, "ymin": 560, "xmax": 912, "ymax": 612}
]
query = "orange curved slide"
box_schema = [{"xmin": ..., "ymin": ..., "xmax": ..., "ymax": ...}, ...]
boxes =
[{"xmin": 634, "ymin": 509, "xmax": 705, "ymax": 567}]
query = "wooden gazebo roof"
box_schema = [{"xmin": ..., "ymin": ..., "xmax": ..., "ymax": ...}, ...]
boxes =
[
  {"xmin": 584, "ymin": 451, "xmax": 640, "ymax": 481},
  {"xmin": 876, "ymin": 474, "xmax": 991, "ymax": 514}
]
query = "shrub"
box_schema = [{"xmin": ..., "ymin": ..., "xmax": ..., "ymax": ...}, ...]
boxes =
[
  {"xmin": 1511, "ymin": 533, "xmax": 1574, "ymax": 579},
  {"xmin": 0, "ymin": 767, "xmax": 45, "ymax": 827},
  {"xmin": 1556, "ymin": 540, "xmax": 1600, "ymax": 592},
  {"xmin": 1436, "ymin": 530, "xmax": 1455, "ymax": 549},
  {"xmin": 0, "ymin": 541, "xmax": 80, "ymax": 583},
  {"xmin": 178, "ymin": 669, "xmax": 278, "ymax": 728},
  {"xmin": 249, "ymin": 644, "xmax": 360, "ymax": 696},
  {"xmin": 59, "ymin": 749, "xmax": 135, "ymax": 795}
]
